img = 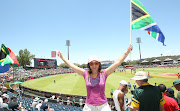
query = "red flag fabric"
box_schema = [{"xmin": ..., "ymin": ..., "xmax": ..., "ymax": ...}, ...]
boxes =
[{"xmin": 1, "ymin": 47, "xmax": 19, "ymax": 66}]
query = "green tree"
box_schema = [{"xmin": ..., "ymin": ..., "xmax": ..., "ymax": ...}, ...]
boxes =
[
  {"xmin": 74, "ymin": 63, "xmax": 81, "ymax": 67},
  {"xmin": 120, "ymin": 62, "xmax": 128, "ymax": 66},
  {"xmin": 59, "ymin": 63, "xmax": 69, "ymax": 68},
  {"xmin": 131, "ymin": 61, "xmax": 140, "ymax": 65},
  {"xmin": 16, "ymin": 49, "xmax": 35, "ymax": 68},
  {"xmin": 80, "ymin": 64, "xmax": 87, "ymax": 68}
]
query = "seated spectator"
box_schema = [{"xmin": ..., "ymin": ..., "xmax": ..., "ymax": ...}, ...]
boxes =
[
  {"xmin": 56, "ymin": 96, "xmax": 59, "ymax": 103},
  {"xmin": 50, "ymin": 95, "xmax": 55, "ymax": 99},
  {"xmin": 79, "ymin": 97, "xmax": 83, "ymax": 108},
  {"xmin": 8, "ymin": 96, "xmax": 22, "ymax": 111},
  {"xmin": 60, "ymin": 98, "xmax": 64, "ymax": 105},
  {"xmin": 1, "ymin": 97, "xmax": 9, "ymax": 111},
  {"xmin": 173, "ymin": 79, "xmax": 180, "ymax": 106},
  {"xmin": 20, "ymin": 88, "xmax": 24, "ymax": 100},
  {"xmin": 72, "ymin": 97, "xmax": 75, "ymax": 106},
  {"xmin": 36, "ymin": 100, "xmax": 43, "ymax": 111},
  {"xmin": 166, "ymin": 88, "xmax": 178, "ymax": 103},
  {"xmin": 32, "ymin": 97, "xmax": 39, "ymax": 110},
  {"xmin": 40, "ymin": 99, "xmax": 49, "ymax": 111},
  {"xmin": 0, "ymin": 96, "xmax": 2, "ymax": 108},
  {"xmin": 67, "ymin": 97, "xmax": 71, "ymax": 106},
  {"xmin": 2, "ymin": 94, "xmax": 9, "ymax": 100},
  {"xmin": 0, "ymin": 93, "xmax": 8, "ymax": 108},
  {"xmin": 158, "ymin": 84, "xmax": 179, "ymax": 111}
]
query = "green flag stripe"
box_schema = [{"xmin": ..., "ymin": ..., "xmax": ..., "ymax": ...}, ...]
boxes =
[
  {"xmin": 0, "ymin": 44, "xmax": 10, "ymax": 64},
  {"xmin": 131, "ymin": 0, "xmax": 153, "ymax": 25},
  {"xmin": 132, "ymin": 16, "xmax": 155, "ymax": 29},
  {"xmin": 1, "ymin": 55, "xmax": 14, "ymax": 66},
  {"xmin": 1, "ymin": 44, "xmax": 9, "ymax": 55},
  {"xmin": 150, "ymin": 32, "xmax": 158, "ymax": 39}
]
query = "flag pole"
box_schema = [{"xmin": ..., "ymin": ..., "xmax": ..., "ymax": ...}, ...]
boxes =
[
  {"xmin": 130, "ymin": 0, "xmax": 132, "ymax": 45},
  {"xmin": 129, "ymin": 0, "xmax": 132, "ymax": 59}
]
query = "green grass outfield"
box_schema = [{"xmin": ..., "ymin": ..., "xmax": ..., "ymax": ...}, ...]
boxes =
[{"xmin": 21, "ymin": 67, "xmax": 180, "ymax": 98}]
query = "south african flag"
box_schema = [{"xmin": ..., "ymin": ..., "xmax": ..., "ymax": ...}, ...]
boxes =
[{"xmin": 131, "ymin": 0, "xmax": 165, "ymax": 45}]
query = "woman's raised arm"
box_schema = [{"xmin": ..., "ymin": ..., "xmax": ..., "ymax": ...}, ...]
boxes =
[
  {"xmin": 105, "ymin": 45, "xmax": 132, "ymax": 76},
  {"xmin": 58, "ymin": 51, "xmax": 85, "ymax": 76}
]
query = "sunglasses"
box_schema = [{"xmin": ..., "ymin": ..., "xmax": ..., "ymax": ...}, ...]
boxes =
[{"xmin": 89, "ymin": 62, "xmax": 99, "ymax": 66}]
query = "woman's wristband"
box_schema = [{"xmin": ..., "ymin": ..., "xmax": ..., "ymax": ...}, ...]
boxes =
[{"xmin": 124, "ymin": 52, "xmax": 128, "ymax": 56}]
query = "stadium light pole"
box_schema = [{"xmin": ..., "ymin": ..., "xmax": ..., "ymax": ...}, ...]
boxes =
[
  {"xmin": 161, "ymin": 54, "xmax": 163, "ymax": 65},
  {"xmin": 136, "ymin": 37, "xmax": 142, "ymax": 65},
  {"xmin": 66, "ymin": 40, "xmax": 71, "ymax": 60}
]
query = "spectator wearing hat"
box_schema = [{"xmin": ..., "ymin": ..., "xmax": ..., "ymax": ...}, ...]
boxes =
[
  {"xmin": 130, "ymin": 71, "xmax": 165, "ymax": 111},
  {"xmin": 79, "ymin": 97, "xmax": 83, "ymax": 108},
  {"xmin": 40, "ymin": 99, "xmax": 49, "ymax": 111},
  {"xmin": 32, "ymin": 97, "xmax": 39, "ymax": 110},
  {"xmin": 166, "ymin": 88, "xmax": 178, "ymax": 103},
  {"xmin": 67, "ymin": 97, "xmax": 71, "ymax": 106},
  {"xmin": 36, "ymin": 100, "xmax": 43, "ymax": 111},
  {"xmin": 2, "ymin": 97, "xmax": 9, "ymax": 111},
  {"xmin": 158, "ymin": 84, "xmax": 179, "ymax": 111},
  {"xmin": 173, "ymin": 79, "xmax": 180, "ymax": 106},
  {"xmin": 113, "ymin": 80, "xmax": 128, "ymax": 111},
  {"xmin": 173, "ymin": 80, "xmax": 180, "ymax": 91},
  {"xmin": 0, "ymin": 93, "xmax": 9, "ymax": 108},
  {"xmin": 58, "ymin": 45, "xmax": 132, "ymax": 111}
]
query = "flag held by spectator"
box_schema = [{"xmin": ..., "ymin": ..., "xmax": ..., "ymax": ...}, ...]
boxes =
[
  {"xmin": 0, "ymin": 44, "xmax": 9, "ymax": 64},
  {"xmin": 131, "ymin": 0, "xmax": 165, "ymax": 45},
  {"xmin": 51, "ymin": 51, "xmax": 56, "ymax": 58},
  {"xmin": 0, "ymin": 44, "xmax": 19, "ymax": 66},
  {"xmin": 0, "ymin": 44, "xmax": 10, "ymax": 73},
  {"xmin": 0, "ymin": 64, "xmax": 10, "ymax": 73}
]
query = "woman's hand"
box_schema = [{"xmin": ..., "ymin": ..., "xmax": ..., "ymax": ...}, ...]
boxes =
[
  {"xmin": 126, "ymin": 44, "xmax": 133, "ymax": 54},
  {"xmin": 57, "ymin": 51, "xmax": 85, "ymax": 76},
  {"xmin": 58, "ymin": 51, "xmax": 63, "ymax": 59}
]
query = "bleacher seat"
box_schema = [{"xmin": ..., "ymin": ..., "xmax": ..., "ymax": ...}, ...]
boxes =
[{"xmin": 7, "ymin": 91, "xmax": 83, "ymax": 111}]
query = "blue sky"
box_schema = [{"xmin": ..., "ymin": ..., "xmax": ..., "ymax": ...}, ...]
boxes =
[{"xmin": 0, "ymin": 0, "xmax": 180, "ymax": 65}]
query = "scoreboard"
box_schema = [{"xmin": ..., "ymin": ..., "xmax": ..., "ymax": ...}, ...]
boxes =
[{"xmin": 34, "ymin": 58, "xmax": 57, "ymax": 69}]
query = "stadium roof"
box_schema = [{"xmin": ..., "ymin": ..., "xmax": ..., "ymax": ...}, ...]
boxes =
[
  {"xmin": 163, "ymin": 58, "xmax": 173, "ymax": 61},
  {"xmin": 152, "ymin": 59, "xmax": 161, "ymax": 62},
  {"xmin": 141, "ymin": 60, "xmax": 149, "ymax": 63}
]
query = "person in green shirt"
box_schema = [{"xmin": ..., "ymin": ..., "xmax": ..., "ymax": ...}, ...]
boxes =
[
  {"xmin": 130, "ymin": 71, "xmax": 165, "ymax": 111},
  {"xmin": 72, "ymin": 97, "xmax": 76, "ymax": 106},
  {"xmin": 110, "ymin": 89, "xmax": 113, "ymax": 98},
  {"xmin": 8, "ymin": 96, "xmax": 22, "ymax": 111},
  {"xmin": 173, "ymin": 79, "xmax": 180, "ymax": 106}
]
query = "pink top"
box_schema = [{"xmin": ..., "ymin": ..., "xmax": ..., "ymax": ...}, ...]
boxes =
[{"xmin": 83, "ymin": 70, "xmax": 107, "ymax": 106}]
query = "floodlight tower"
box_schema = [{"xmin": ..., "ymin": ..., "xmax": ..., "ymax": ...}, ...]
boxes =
[
  {"xmin": 136, "ymin": 37, "xmax": 142, "ymax": 64},
  {"xmin": 66, "ymin": 40, "xmax": 70, "ymax": 60}
]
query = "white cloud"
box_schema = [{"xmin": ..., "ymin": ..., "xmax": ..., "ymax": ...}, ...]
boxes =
[{"xmin": 165, "ymin": 50, "xmax": 172, "ymax": 56}]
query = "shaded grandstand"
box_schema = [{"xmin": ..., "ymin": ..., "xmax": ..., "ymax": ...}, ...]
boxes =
[{"xmin": 101, "ymin": 61, "xmax": 114, "ymax": 69}]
